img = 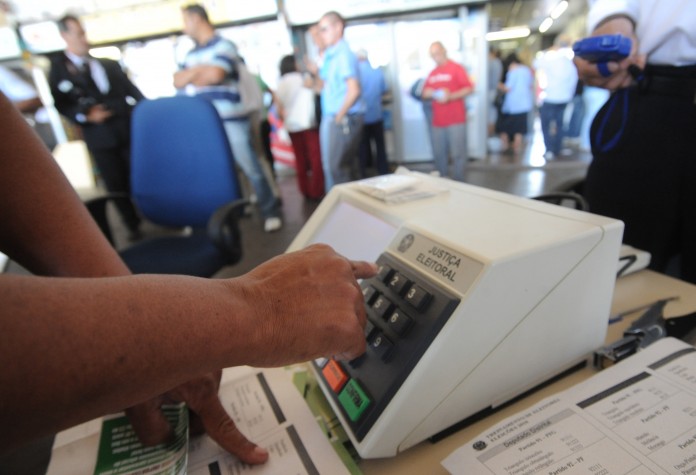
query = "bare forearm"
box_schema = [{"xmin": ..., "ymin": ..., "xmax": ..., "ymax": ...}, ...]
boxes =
[
  {"xmin": 0, "ymin": 242, "xmax": 378, "ymax": 449},
  {"xmin": 0, "ymin": 274, "xmax": 257, "ymax": 447},
  {"xmin": 173, "ymin": 69, "xmax": 195, "ymax": 88},
  {"xmin": 174, "ymin": 66, "xmax": 226, "ymax": 88},
  {"xmin": 450, "ymin": 86, "xmax": 473, "ymax": 100},
  {"xmin": 13, "ymin": 97, "xmax": 42, "ymax": 114},
  {"xmin": 0, "ymin": 94, "xmax": 127, "ymax": 277},
  {"xmin": 304, "ymin": 74, "xmax": 324, "ymax": 94}
]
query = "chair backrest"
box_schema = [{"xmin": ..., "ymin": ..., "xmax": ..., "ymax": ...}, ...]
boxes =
[{"xmin": 130, "ymin": 96, "xmax": 241, "ymax": 228}]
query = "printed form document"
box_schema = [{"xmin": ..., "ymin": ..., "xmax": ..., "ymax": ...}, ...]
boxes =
[
  {"xmin": 442, "ymin": 337, "xmax": 696, "ymax": 475},
  {"xmin": 46, "ymin": 366, "xmax": 351, "ymax": 475}
]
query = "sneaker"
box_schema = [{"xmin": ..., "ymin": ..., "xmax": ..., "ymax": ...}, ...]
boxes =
[
  {"xmin": 560, "ymin": 148, "xmax": 574, "ymax": 157},
  {"xmin": 543, "ymin": 151, "xmax": 555, "ymax": 160},
  {"xmin": 264, "ymin": 217, "xmax": 283, "ymax": 233}
]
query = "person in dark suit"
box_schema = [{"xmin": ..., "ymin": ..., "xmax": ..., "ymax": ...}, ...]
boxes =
[{"xmin": 49, "ymin": 14, "xmax": 143, "ymax": 240}]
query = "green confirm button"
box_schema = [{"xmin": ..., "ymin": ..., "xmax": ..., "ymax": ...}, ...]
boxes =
[{"xmin": 338, "ymin": 379, "xmax": 371, "ymax": 422}]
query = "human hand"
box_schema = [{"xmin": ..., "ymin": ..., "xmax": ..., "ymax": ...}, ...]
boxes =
[
  {"xmin": 86, "ymin": 104, "xmax": 113, "ymax": 123},
  {"xmin": 233, "ymin": 244, "xmax": 378, "ymax": 365},
  {"xmin": 126, "ymin": 371, "xmax": 270, "ymax": 465},
  {"xmin": 303, "ymin": 57, "xmax": 318, "ymax": 77},
  {"xmin": 432, "ymin": 88, "xmax": 449, "ymax": 103},
  {"xmin": 172, "ymin": 70, "xmax": 189, "ymax": 89},
  {"xmin": 573, "ymin": 17, "xmax": 645, "ymax": 91}
]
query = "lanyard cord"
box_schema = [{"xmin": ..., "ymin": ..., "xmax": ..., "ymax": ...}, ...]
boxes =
[
  {"xmin": 593, "ymin": 66, "xmax": 645, "ymax": 154},
  {"xmin": 594, "ymin": 88, "xmax": 630, "ymax": 153}
]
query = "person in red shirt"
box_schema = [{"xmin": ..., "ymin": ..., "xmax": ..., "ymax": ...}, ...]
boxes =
[{"xmin": 422, "ymin": 41, "xmax": 474, "ymax": 181}]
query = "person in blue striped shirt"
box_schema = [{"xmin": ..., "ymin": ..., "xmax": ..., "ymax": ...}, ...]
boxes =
[{"xmin": 174, "ymin": 4, "xmax": 282, "ymax": 232}]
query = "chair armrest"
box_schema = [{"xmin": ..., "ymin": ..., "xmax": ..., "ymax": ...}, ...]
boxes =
[
  {"xmin": 84, "ymin": 193, "xmax": 133, "ymax": 246},
  {"xmin": 532, "ymin": 192, "xmax": 589, "ymax": 211},
  {"xmin": 207, "ymin": 199, "xmax": 248, "ymax": 266}
]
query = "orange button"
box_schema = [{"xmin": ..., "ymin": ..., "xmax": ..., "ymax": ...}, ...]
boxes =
[{"xmin": 322, "ymin": 359, "xmax": 349, "ymax": 393}]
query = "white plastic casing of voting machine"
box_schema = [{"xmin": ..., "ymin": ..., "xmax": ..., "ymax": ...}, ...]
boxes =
[{"xmin": 286, "ymin": 171, "xmax": 624, "ymax": 459}]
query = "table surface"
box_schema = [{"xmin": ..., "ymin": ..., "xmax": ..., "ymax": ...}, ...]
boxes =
[
  {"xmin": 358, "ymin": 269, "xmax": 696, "ymax": 474},
  {"xmin": 43, "ymin": 270, "xmax": 696, "ymax": 475}
]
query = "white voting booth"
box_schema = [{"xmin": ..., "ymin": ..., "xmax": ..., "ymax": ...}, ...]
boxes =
[{"xmin": 287, "ymin": 170, "xmax": 624, "ymax": 458}]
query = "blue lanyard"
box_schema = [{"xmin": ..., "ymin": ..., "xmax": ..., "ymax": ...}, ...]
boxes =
[
  {"xmin": 594, "ymin": 88, "xmax": 630, "ymax": 153},
  {"xmin": 593, "ymin": 66, "xmax": 645, "ymax": 153}
]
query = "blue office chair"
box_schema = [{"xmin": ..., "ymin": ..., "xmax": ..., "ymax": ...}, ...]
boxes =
[{"xmin": 87, "ymin": 96, "xmax": 245, "ymax": 277}]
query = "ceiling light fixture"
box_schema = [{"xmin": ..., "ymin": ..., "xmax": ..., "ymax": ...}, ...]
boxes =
[
  {"xmin": 550, "ymin": 1, "xmax": 569, "ymax": 19},
  {"xmin": 538, "ymin": 17, "xmax": 553, "ymax": 33},
  {"xmin": 485, "ymin": 26, "xmax": 531, "ymax": 42}
]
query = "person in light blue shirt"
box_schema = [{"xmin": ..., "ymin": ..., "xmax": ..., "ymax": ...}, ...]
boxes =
[
  {"xmin": 496, "ymin": 53, "xmax": 534, "ymax": 154},
  {"xmin": 356, "ymin": 49, "xmax": 389, "ymax": 177},
  {"xmin": 306, "ymin": 11, "xmax": 365, "ymax": 192}
]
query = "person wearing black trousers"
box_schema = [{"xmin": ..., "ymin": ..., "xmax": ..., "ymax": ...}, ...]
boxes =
[
  {"xmin": 49, "ymin": 14, "xmax": 144, "ymax": 240},
  {"xmin": 577, "ymin": 0, "xmax": 696, "ymax": 284}
]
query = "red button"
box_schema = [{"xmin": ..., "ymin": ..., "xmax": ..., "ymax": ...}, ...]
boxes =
[{"xmin": 322, "ymin": 359, "xmax": 349, "ymax": 393}]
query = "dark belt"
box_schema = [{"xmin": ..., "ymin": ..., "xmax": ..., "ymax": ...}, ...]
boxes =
[{"xmin": 639, "ymin": 66, "xmax": 696, "ymax": 103}]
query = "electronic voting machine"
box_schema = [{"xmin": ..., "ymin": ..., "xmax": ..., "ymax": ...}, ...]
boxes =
[{"xmin": 286, "ymin": 170, "xmax": 624, "ymax": 458}]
